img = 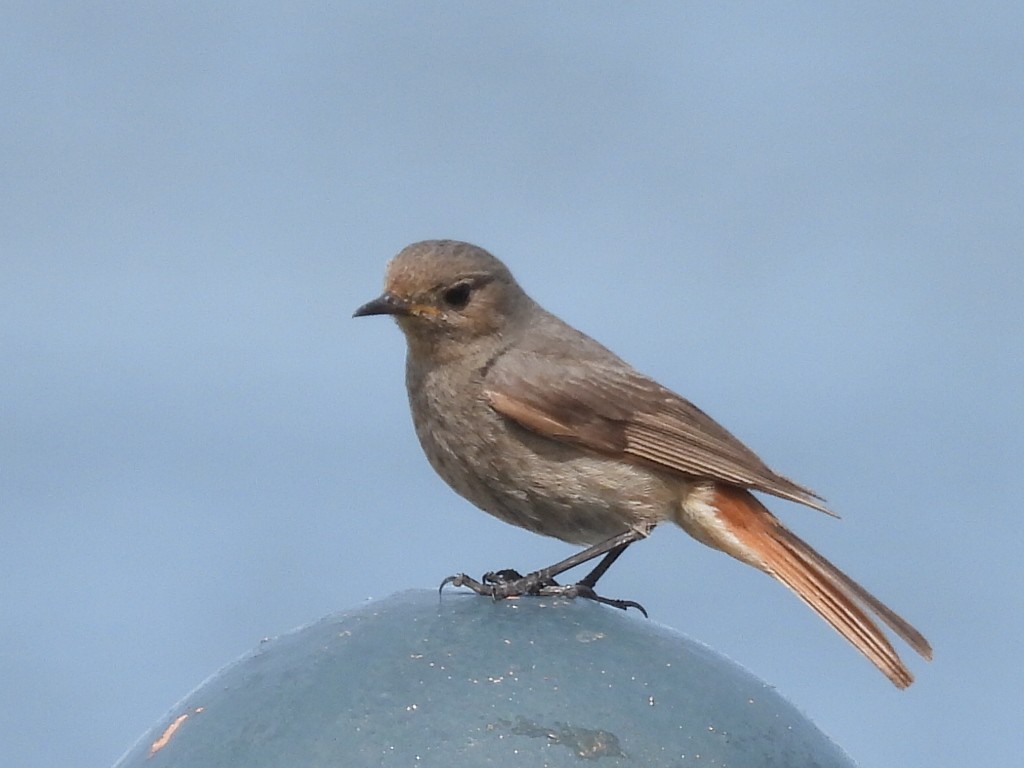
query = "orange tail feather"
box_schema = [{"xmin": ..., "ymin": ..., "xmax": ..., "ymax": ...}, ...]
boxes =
[{"xmin": 701, "ymin": 485, "xmax": 931, "ymax": 688}]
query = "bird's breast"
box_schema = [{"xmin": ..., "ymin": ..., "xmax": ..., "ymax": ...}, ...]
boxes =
[{"xmin": 405, "ymin": 357, "xmax": 678, "ymax": 545}]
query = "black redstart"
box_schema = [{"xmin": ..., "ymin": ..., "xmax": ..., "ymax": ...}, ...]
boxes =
[{"xmin": 354, "ymin": 239, "xmax": 932, "ymax": 687}]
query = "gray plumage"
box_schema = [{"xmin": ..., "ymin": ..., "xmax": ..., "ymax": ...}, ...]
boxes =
[{"xmin": 354, "ymin": 239, "xmax": 931, "ymax": 688}]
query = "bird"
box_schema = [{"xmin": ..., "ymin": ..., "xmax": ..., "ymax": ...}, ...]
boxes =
[{"xmin": 354, "ymin": 239, "xmax": 932, "ymax": 688}]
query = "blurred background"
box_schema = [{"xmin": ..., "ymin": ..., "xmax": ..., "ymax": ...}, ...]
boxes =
[{"xmin": 2, "ymin": 4, "xmax": 1020, "ymax": 766}]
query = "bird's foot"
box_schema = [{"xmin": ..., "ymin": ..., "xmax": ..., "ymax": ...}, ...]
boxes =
[
  {"xmin": 439, "ymin": 570, "xmax": 647, "ymax": 615},
  {"xmin": 439, "ymin": 569, "xmax": 556, "ymax": 599},
  {"xmin": 539, "ymin": 582, "xmax": 648, "ymax": 617}
]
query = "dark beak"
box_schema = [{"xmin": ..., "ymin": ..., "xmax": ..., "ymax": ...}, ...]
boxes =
[{"xmin": 352, "ymin": 292, "xmax": 411, "ymax": 318}]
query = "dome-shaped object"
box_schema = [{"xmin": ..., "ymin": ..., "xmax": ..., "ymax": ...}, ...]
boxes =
[{"xmin": 114, "ymin": 590, "xmax": 855, "ymax": 766}]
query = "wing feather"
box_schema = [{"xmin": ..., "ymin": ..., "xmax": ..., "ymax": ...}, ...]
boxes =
[{"xmin": 483, "ymin": 349, "xmax": 833, "ymax": 515}]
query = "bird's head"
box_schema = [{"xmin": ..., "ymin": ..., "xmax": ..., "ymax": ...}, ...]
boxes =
[{"xmin": 354, "ymin": 240, "xmax": 532, "ymax": 360}]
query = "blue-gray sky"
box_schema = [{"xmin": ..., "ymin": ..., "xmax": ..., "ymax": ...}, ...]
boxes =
[{"xmin": 3, "ymin": 4, "xmax": 1020, "ymax": 766}]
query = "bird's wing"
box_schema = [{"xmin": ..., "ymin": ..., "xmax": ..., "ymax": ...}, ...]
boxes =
[{"xmin": 483, "ymin": 349, "xmax": 833, "ymax": 515}]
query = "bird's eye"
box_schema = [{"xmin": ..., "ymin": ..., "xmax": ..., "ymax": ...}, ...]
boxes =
[{"xmin": 442, "ymin": 282, "xmax": 472, "ymax": 310}]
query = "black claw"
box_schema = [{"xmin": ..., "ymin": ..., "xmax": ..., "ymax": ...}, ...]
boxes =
[
  {"xmin": 440, "ymin": 573, "xmax": 491, "ymax": 597},
  {"xmin": 439, "ymin": 573, "xmax": 461, "ymax": 594},
  {"xmin": 533, "ymin": 582, "xmax": 648, "ymax": 617},
  {"xmin": 569, "ymin": 583, "xmax": 648, "ymax": 617}
]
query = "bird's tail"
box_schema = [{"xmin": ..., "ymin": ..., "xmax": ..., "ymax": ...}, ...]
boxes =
[{"xmin": 689, "ymin": 484, "xmax": 932, "ymax": 688}]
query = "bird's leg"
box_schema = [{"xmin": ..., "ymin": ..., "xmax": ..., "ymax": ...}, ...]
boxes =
[
  {"xmin": 577, "ymin": 540, "xmax": 633, "ymax": 589},
  {"xmin": 440, "ymin": 529, "xmax": 648, "ymax": 614},
  {"xmin": 543, "ymin": 541, "xmax": 648, "ymax": 616}
]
